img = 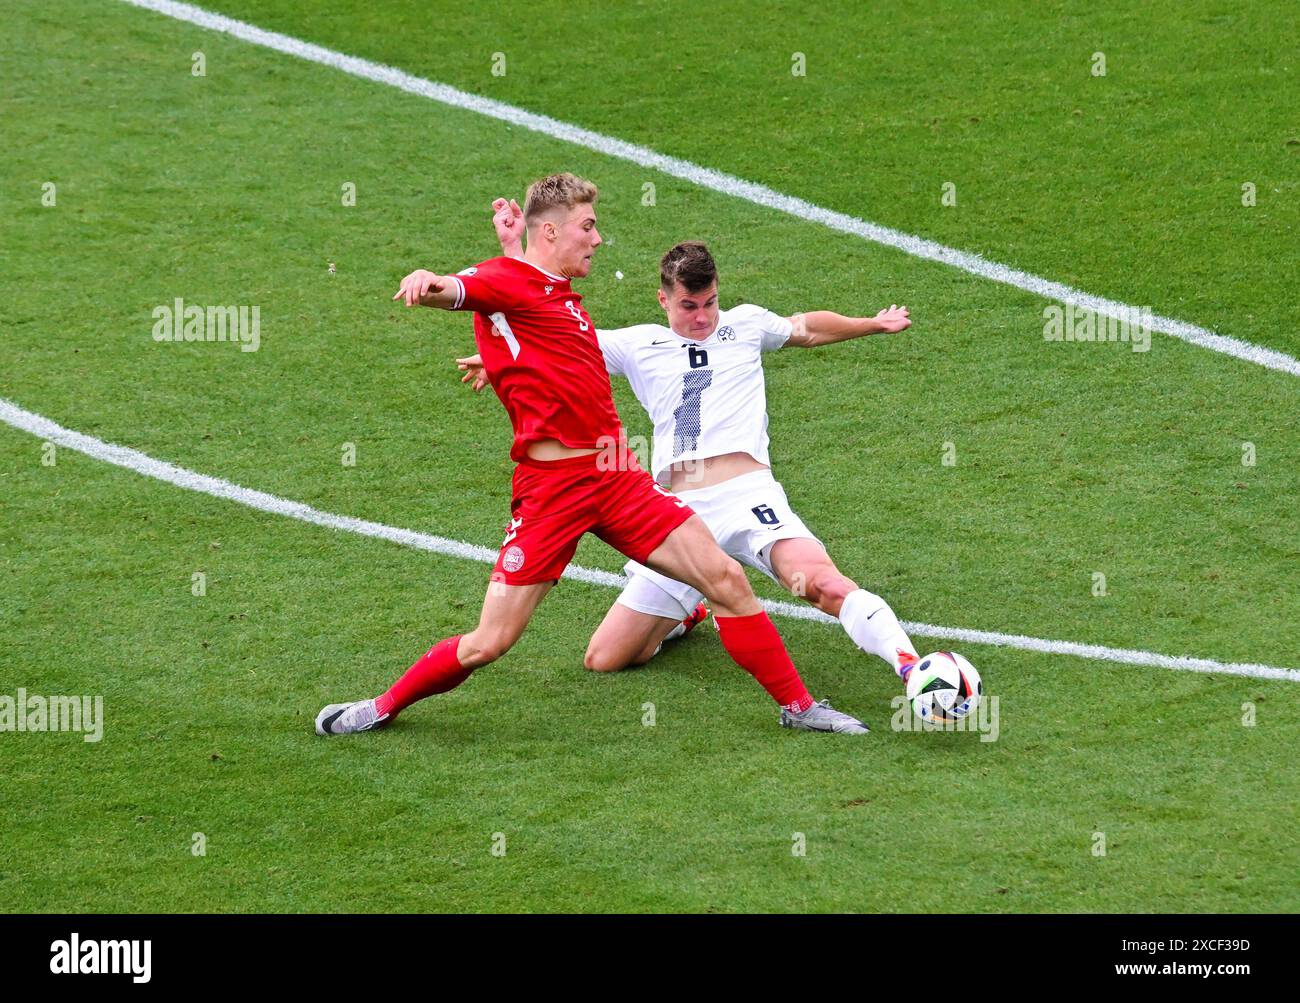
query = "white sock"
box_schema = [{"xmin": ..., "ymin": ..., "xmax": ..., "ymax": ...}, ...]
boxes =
[{"xmin": 838, "ymin": 589, "xmax": 918, "ymax": 673}]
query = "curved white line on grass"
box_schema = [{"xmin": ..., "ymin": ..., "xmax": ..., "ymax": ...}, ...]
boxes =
[
  {"xmin": 4, "ymin": 396, "xmax": 1296, "ymax": 684},
  {"xmin": 118, "ymin": 0, "xmax": 1300, "ymax": 378}
]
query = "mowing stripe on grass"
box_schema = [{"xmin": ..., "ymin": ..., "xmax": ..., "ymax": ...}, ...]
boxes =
[
  {"xmin": 4, "ymin": 395, "xmax": 1296, "ymax": 684},
  {"xmin": 117, "ymin": 0, "xmax": 1300, "ymax": 379}
]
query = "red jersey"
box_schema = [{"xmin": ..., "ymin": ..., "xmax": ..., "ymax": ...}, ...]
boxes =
[{"xmin": 446, "ymin": 256, "xmax": 623, "ymax": 462}]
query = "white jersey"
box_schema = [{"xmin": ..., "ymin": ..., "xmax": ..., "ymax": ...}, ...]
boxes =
[{"xmin": 597, "ymin": 304, "xmax": 792, "ymax": 485}]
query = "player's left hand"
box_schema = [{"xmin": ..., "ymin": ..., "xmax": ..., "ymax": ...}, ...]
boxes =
[
  {"xmin": 491, "ymin": 197, "xmax": 525, "ymax": 254},
  {"xmin": 456, "ymin": 354, "xmax": 489, "ymax": 392},
  {"xmin": 874, "ymin": 304, "xmax": 910, "ymax": 333}
]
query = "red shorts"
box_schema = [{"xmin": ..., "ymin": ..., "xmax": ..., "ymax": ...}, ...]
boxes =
[{"xmin": 491, "ymin": 452, "xmax": 694, "ymax": 586}]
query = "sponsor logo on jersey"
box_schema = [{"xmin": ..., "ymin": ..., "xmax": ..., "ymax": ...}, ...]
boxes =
[
  {"xmin": 716, "ymin": 325, "xmax": 736, "ymax": 341},
  {"xmin": 544, "ymin": 284, "xmax": 554, "ymax": 295},
  {"xmin": 502, "ymin": 545, "xmax": 526, "ymax": 573},
  {"xmin": 457, "ymin": 266, "xmax": 478, "ymax": 277}
]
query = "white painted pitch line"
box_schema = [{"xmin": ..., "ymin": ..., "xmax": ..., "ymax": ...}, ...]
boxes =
[
  {"xmin": 4, "ymin": 396, "xmax": 1296, "ymax": 684},
  {"xmin": 117, "ymin": 0, "xmax": 1300, "ymax": 379}
]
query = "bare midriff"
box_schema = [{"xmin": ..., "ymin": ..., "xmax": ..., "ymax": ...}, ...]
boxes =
[
  {"xmin": 668, "ymin": 451, "xmax": 768, "ymax": 493},
  {"xmin": 526, "ymin": 438, "xmax": 602, "ymax": 462}
]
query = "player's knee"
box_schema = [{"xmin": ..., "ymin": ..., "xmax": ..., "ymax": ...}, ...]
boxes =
[
  {"xmin": 461, "ymin": 631, "xmax": 515, "ymax": 667},
  {"xmin": 583, "ymin": 643, "xmax": 628, "ymax": 673},
  {"xmin": 812, "ymin": 572, "xmax": 858, "ymax": 615},
  {"xmin": 712, "ymin": 557, "xmax": 752, "ymax": 605}
]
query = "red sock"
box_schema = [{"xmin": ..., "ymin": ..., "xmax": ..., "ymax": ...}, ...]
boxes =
[
  {"xmin": 375, "ymin": 635, "xmax": 472, "ymax": 718},
  {"xmin": 714, "ymin": 612, "xmax": 813, "ymax": 712}
]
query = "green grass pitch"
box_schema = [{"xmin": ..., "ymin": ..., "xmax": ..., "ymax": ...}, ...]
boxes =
[{"xmin": 1, "ymin": 0, "xmax": 1297, "ymax": 912}]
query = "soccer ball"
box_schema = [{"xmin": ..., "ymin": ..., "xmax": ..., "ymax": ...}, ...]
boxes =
[{"xmin": 906, "ymin": 651, "xmax": 982, "ymax": 722}]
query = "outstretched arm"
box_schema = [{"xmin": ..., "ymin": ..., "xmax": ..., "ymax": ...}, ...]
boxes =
[
  {"xmin": 392, "ymin": 269, "xmax": 458, "ymax": 309},
  {"xmin": 492, "ymin": 197, "xmax": 525, "ymax": 257},
  {"xmin": 783, "ymin": 305, "xmax": 910, "ymax": 348}
]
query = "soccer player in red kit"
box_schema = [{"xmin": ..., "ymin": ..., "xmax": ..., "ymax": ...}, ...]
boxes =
[{"xmin": 316, "ymin": 173, "xmax": 867, "ymax": 736}]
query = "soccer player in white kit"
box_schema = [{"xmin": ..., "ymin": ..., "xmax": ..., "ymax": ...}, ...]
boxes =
[{"xmin": 470, "ymin": 199, "xmax": 922, "ymax": 685}]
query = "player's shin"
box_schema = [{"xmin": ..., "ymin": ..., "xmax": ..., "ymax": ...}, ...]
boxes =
[
  {"xmin": 375, "ymin": 635, "xmax": 474, "ymax": 718},
  {"xmin": 714, "ymin": 612, "xmax": 814, "ymax": 712},
  {"xmin": 838, "ymin": 589, "xmax": 919, "ymax": 677}
]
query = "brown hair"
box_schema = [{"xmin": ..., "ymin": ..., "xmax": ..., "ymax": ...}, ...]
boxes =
[
  {"xmin": 660, "ymin": 241, "xmax": 718, "ymax": 294},
  {"xmin": 523, "ymin": 172, "xmax": 599, "ymax": 225}
]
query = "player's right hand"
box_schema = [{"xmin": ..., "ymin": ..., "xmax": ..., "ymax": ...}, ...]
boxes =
[
  {"xmin": 491, "ymin": 197, "xmax": 524, "ymax": 254},
  {"xmin": 393, "ymin": 269, "xmax": 445, "ymax": 307},
  {"xmin": 874, "ymin": 304, "xmax": 911, "ymax": 333},
  {"xmin": 456, "ymin": 354, "xmax": 489, "ymax": 392}
]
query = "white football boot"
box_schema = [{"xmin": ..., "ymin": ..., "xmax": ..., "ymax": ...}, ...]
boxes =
[{"xmin": 315, "ymin": 699, "xmax": 390, "ymax": 736}]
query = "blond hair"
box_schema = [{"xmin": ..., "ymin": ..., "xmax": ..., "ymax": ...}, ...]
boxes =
[{"xmin": 523, "ymin": 172, "xmax": 599, "ymax": 226}]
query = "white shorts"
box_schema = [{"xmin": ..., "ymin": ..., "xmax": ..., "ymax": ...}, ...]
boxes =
[{"xmin": 616, "ymin": 469, "xmax": 823, "ymax": 621}]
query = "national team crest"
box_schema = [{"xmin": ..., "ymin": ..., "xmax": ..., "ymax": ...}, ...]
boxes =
[{"xmin": 502, "ymin": 545, "xmax": 526, "ymax": 573}]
